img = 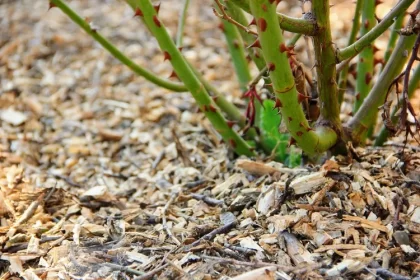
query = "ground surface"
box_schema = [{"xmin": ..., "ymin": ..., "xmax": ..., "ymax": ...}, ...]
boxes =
[{"xmin": 0, "ymin": 0, "xmax": 420, "ymax": 279}]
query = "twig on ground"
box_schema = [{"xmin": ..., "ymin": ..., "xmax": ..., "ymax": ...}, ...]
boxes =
[
  {"xmin": 183, "ymin": 179, "xmax": 209, "ymax": 190},
  {"xmin": 214, "ymin": 246, "xmax": 247, "ymax": 260},
  {"xmin": 103, "ymin": 263, "xmax": 144, "ymax": 276},
  {"xmin": 295, "ymin": 204, "xmax": 340, "ymax": 213},
  {"xmin": 49, "ymin": 172, "xmax": 83, "ymax": 188},
  {"xmin": 166, "ymin": 259, "xmax": 190, "ymax": 278},
  {"xmin": 375, "ymin": 268, "xmax": 411, "ymax": 280},
  {"xmin": 223, "ymin": 243, "xmax": 256, "ymax": 257},
  {"xmin": 151, "ymin": 150, "xmax": 166, "ymax": 170},
  {"xmin": 202, "ymin": 255, "xmax": 328, "ymax": 273},
  {"xmin": 189, "ymin": 221, "xmax": 236, "ymax": 248},
  {"xmin": 190, "ymin": 193, "xmax": 224, "ymax": 206},
  {"xmin": 162, "ymin": 192, "xmax": 181, "ymax": 246},
  {"xmin": 172, "ymin": 128, "xmax": 193, "ymax": 167},
  {"xmin": 133, "ymin": 263, "xmax": 169, "ymax": 280}
]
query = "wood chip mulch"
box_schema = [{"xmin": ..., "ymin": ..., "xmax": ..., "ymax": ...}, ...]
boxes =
[{"xmin": 1, "ymin": 0, "xmax": 419, "ymax": 279}]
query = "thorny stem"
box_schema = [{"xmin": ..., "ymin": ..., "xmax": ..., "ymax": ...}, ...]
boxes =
[
  {"xmin": 224, "ymin": 1, "xmax": 266, "ymax": 70},
  {"xmin": 222, "ymin": 1, "xmax": 268, "ymax": 146},
  {"xmin": 337, "ymin": 0, "xmax": 415, "ymax": 62},
  {"xmin": 347, "ymin": 32, "xmax": 417, "ymax": 143},
  {"xmin": 132, "ymin": 0, "xmax": 255, "ymax": 156},
  {"xmin": 249, "ymin": 0, "xmax": 337, "ymax": 156},
  {"xmin": 176, "ymin": 0, "xmax": 191, "ymax": 48},
  {"xmin": 311, "ymin": 0, "xmax": 342, "ymax": 129},
  {"xmin": 337, "ymin": 0, "xmax": 363, "ymax": 105},
  {"xmin": 216, "ymin": 0, "xmax": 252, "ymax": 91},
  {"xmin": 213, "ymin": 0, "xmax": 257, "ymax": 36},
  {"xmin": 374, "ymin": 65, "xmax": 420, "ymax": 146},
  {"xmin": 49, "ymin": 0, "xmax": 187, "ymax": 92},
  {"xmin": 189, "ymin": 64, "xmax": 247, "ymax": 128},
  {"xmin": 229, "ymin": 0, "xmax": 317, "ymax": 36},
  {"xmin": 183, "ymin": 6, "xmax": 255, "ymax": 138},
  {"xmin": 125, "ymin": 0, "xmax": 250, "ymax": 134},
  {"xmin": 353, "ymin": 0, "xmax": 376, "ymax": 115},
  {"xmin": 382, "ymin": 14, "xmax": 405, "ymax": 69}
]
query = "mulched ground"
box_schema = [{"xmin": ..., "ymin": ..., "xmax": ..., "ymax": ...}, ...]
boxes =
[{"xmin": 0, "ymin": 0, "xmax": 419, "ymax": 279}]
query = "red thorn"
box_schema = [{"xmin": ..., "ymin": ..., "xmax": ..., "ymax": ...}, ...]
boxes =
[
  {"xmin": 248, "ymin": 18, "xmax": 257, "ymax": 26},
  {"xmin": 233, "ymin": 39, "xmax": 240, "ymax": 49},
  {"xmin": 248, "ymin": 39, "xmax": 261, "ymax": 49},
  {"xmin": 229, "ymin": 139, "xmax": 237, "ymax": 149},
  {"xmin": 218, "ymin": 22, "xmax": 225, "ymax": 32},
  {"xmin": 279, "ymin": 43, "xmax": 288, "ymax": 53},
  {"xmin": 374, "ymin": 58, "xmax": 384, "ymax": 65},
  {"xmin": 169, "ymin": 71, "xmax": 178, "ymax": 79},
  {"xmin": 212, "ymin": 96, "xmax": 219, "ymax": 102},
  {"xmin": 296, "ymin": 131, "xmax": 303, "ymax": 137},
  {"xmin": 375, "ymin": 0, "xmax": 383, "ymax": 5},
  {"xmin": 299, "ymin": 122, "xmax": 304, "ymax": 127},
  {"xmin": 227, "ymin": 121, "xmax": 236, "ymax": 128},
  {"xmin": 288, "ymin": 137, "xmax": 296, "ymax": 147},
  {"xmin": 267, "ymin": 62, "xmax": 275, "ymax": 71},
  {"xmin": 265, "ymin": 83, "xmax": 272, "ymax": 87},
  {"xmin": 163, "ymin": 51, "xmax": 171, "ymax": 61},
  {"xmin": 261, "ymin": 4, "xmax": 268, "ymax": 11},
  {"xmin": 153, "ymin": 3, "xmax": 161, "ymax": 14},
  {"xmin": 208, "ymin": 104, "xmax": 217, "ymax": 112},
  {"xmin": 257, "ymin": 18, "xmax": 267, "ymax": 32},
  {"xmin": 372, "ymin": 45, "xmax": 380, "ymax": 53},
  {"xmin": 273, "ymin": 98, "xmax": 282, "ymax": 109},
  {"xmin": 48, "ymin": 2, "xmax": 57, "ymax": 10},
  {"xmin": 288, "ymin": 117, "xmax": 293, "ymax": 122},
  {"xmin": 134, "ymin": 7, "xmax": 143, "ymax": 17},
  {"xmin": 153, "ymin": 15, "xmax": 161, "ymax": 27},
  {"xmin": 364, "ymin": 19, "xmax": 370, "ymax": 29},
  {"xmin": 297, "ymin": 92, "xmax": 310, "ymax": 103},
  {"xmin": 356, "ymin": 92, "xmax": 361, "ymax": 101},
  {"xmin": 202, "ymin": 105, "xmax": 208, "ymax": 112},
  {"xmin": 365, "ymin": 73, "xmax": 372, "ymax": 85},
  {"xmin": 409, "ymin": 9, "xmax": 420, "ymax": 19},
  {"xmin": 178, "ymin": 47, "xmax": 183, "ymax": 52},
  {"xmin": 306, "ymin": 127, "xmax": 313, "ymax": 132}
]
